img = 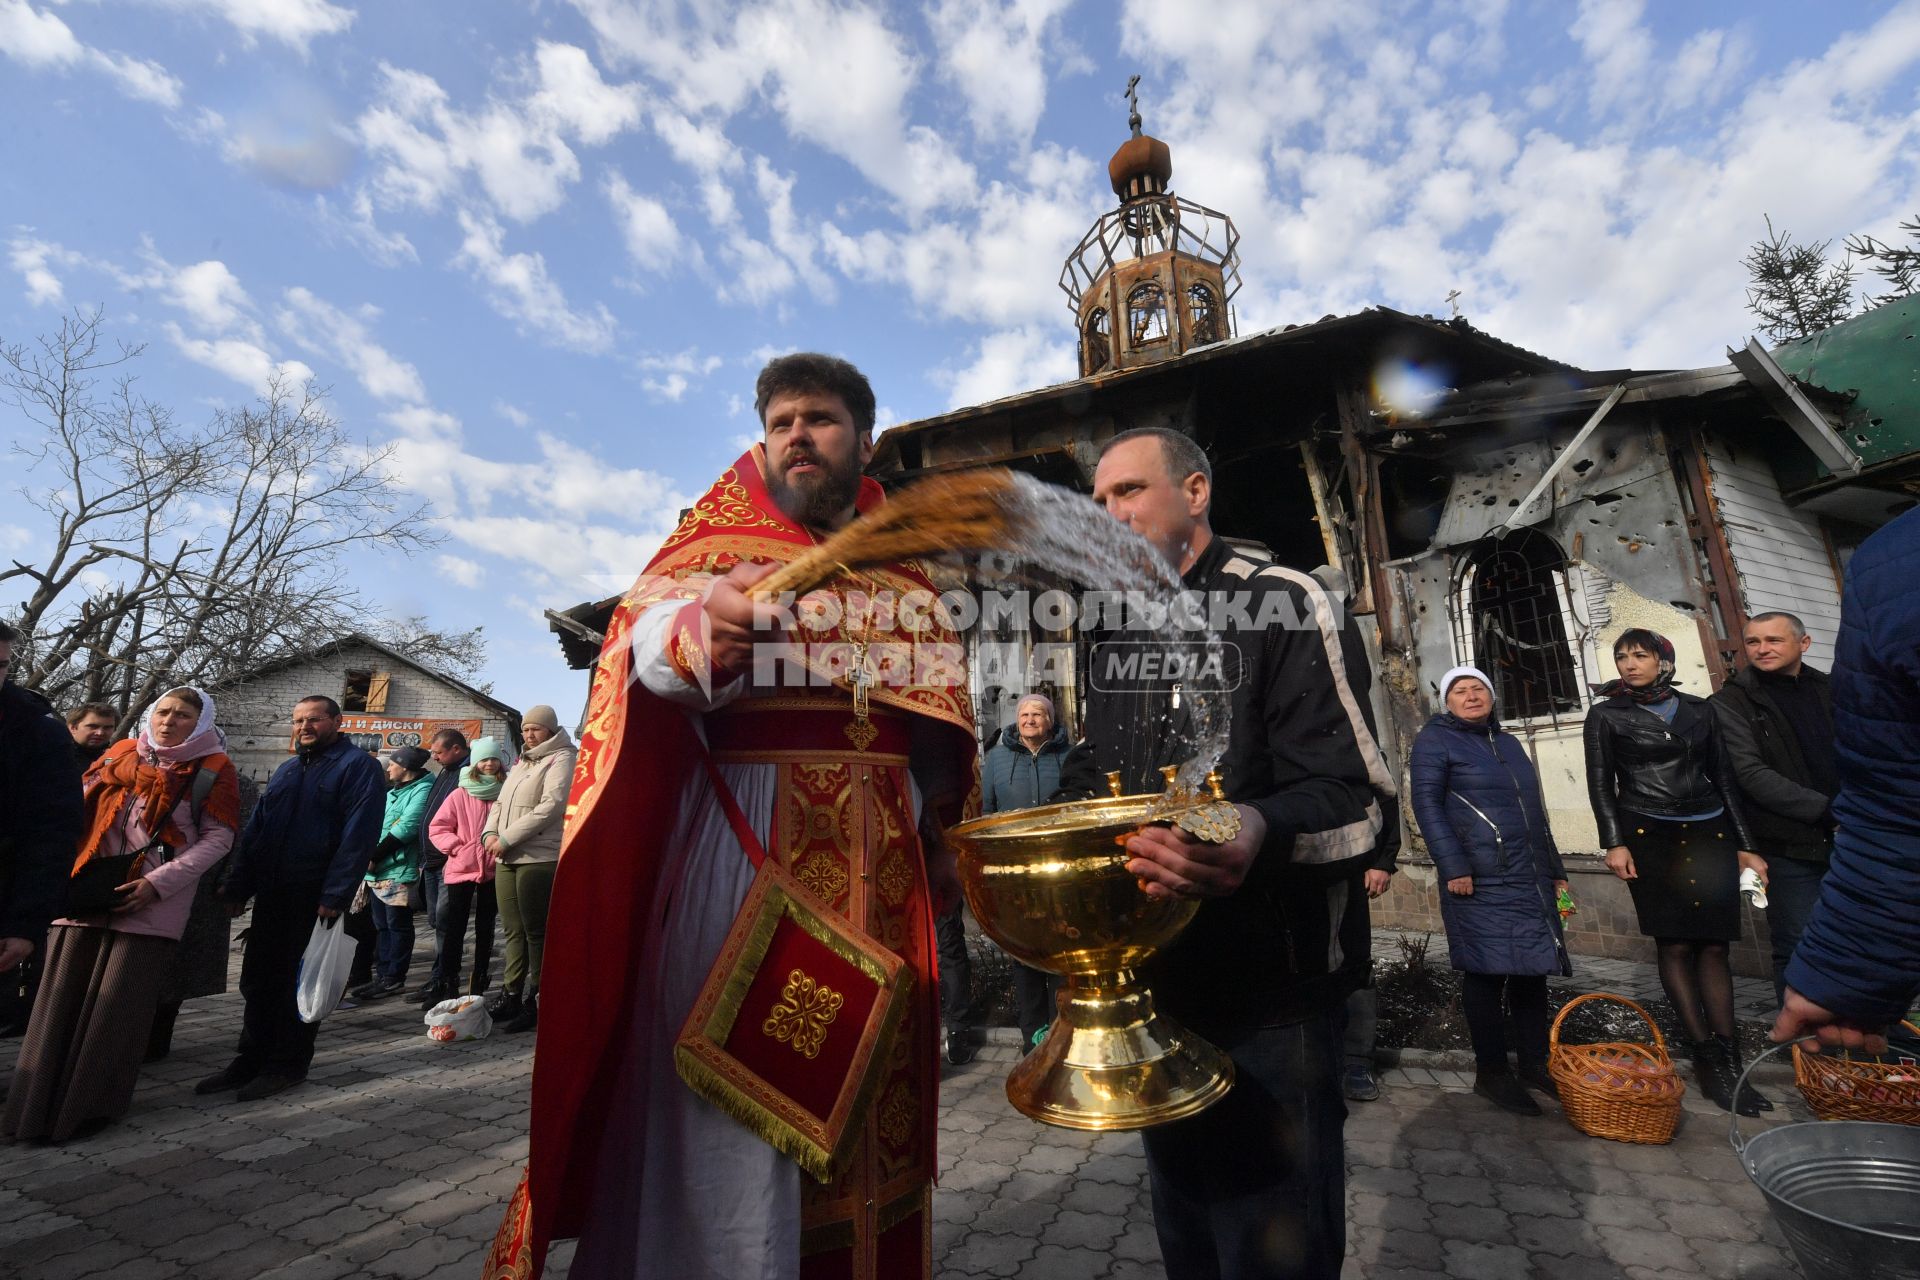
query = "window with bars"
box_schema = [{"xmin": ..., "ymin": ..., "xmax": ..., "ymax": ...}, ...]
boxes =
[
  {"xmin": 1186, "ymin": 281, "xmax": 1222, "ymax": 345},
  {"xmin": 1449, "ymin": 530, "xmax": 1586, "ymax": 722},
  {"xmin": 1127, "ymin": 282, "xmax": 1169, "ymax": 346},
  {"xmin": 1083, "ymin": 307, "xmax": 1111, "ymax": 374}
]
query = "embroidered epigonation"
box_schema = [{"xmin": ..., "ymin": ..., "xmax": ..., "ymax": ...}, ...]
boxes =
[{"xmin": 762, "ymin": 967, "xmax": 846, "ymax": 1059}]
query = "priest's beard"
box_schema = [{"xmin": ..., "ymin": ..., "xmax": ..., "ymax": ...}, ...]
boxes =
[{"xmin": 767, "ymin": 447, "xmax": 862, "ymax": 532}]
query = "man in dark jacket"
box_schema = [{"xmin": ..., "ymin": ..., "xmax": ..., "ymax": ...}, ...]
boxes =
[
  {"xmin": 0, "ymin": 623, "xmax": 83, "ymax": 993},
  {"xmin": 201, "ymin": 694, "xmax": 385, "ymax": 1101},
  {"xmin": 1776, "ymin": 507, "xmax": 1920, "ymax": 1053},
  {"xmin": 1711, "ymin": 611, "xmax": 1839, "ymax": 1006},
  {"xmin": 1060, "ymin": 428, "xmax": 1396, "ymax": 1280},
  {"xmin": 406, "ymin": 726, "xmax": 471, "ymax": 1005},
  {"xmin": 982, "ymin": 693, "xmax": 1073, "ymax": 1049},
  {"xmin": 66, "ymin": 701, "xmax": 118, "ymax": 771}
]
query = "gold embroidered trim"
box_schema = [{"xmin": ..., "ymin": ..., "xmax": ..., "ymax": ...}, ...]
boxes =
[{"xmin": 763, "ymin": 968, "xmax": 845, "ymax": 1059}]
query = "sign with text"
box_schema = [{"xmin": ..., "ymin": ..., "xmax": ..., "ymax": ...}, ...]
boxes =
[{"xmin": 289, "ymin": 715, "xmax": 486, "ymax": 754}]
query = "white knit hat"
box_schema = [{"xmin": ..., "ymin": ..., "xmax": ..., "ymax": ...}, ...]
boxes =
[{"xmin": 1438, "ymin": 665, "xmax": 1495, "ymax": 701}]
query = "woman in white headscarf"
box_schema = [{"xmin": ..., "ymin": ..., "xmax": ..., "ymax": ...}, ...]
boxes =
[{"xmin": 2, "ymin": 687, "xmax": 240, "ymax": 1141}]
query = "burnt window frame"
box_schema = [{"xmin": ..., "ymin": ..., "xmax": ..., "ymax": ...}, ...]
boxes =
[
  {"xmin": 1447, "ymin": 529, "xmax": 1592, "ymax": 725},
  {"xmin": 1126, "ymin": 281, "xmax": 1170, "ymax": 348},
  {"xmin": 1083, "ymin": 306, "xmax": 1111, "ymax": 374},
  {"xmin": 1185, "ymin": 280, "xmax": 1222, "ymax": 345}
]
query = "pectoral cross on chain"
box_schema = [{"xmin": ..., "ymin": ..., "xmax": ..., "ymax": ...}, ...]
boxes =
[{"xmin": 845, "ymin": 639, "xmax": 880, "ymax": 751}]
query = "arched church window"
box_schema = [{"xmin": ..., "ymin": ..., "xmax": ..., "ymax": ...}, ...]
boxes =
[
  {"xmin": 1083, "ymin": 307, "xmax": 1110, "ymax": 374},
  {"xmin": 1186, "ymin": 282, "xmax": 1222, "ymax": 345},
  {"xmin": 1449, "ymin": 529, "xmax": 1586, "ymax": 721},
  {"xmin": 1127, "ymin": 282, "xmax": 1169, "ymax": 347}
]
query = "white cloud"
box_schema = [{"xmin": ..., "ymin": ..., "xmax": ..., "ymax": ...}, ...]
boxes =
[
  {"xmin": 377, "ymin": 405, "xmax": 688, "ymax": 586},
  {"xmin": 495, "ymin": 400, "xmax": 532, "ymax": 427},
  {"xmin": 935, "ymin": 324, "xmax": 1076, "ymax": 408},
  {"xmin": 824, "ymin": 145, "xmax": 1101, "ymax": 325},
  {"xmin": 148, "ymin": 0, "xmax": 354, "ymax": 51},
  {"xmin": 165, "ymin": 323, "xmax": 314, "ymax": 392},
  {"xmin": 312, "ymin": 188, "xmax": 418, "ymax": 266},
  {"xmin": 0, "ymin": 0, "xmax": 182, "ymax": 106},
  {"xmin": 637, "ymin": 347, "xmax": 722, "ymax": 401},
  {"xmin": 452, "ymin": 210, "xmax": 618, "ymax": 353},
  {"xmin": 7, "ymin": 235, "xmax": 85, "ymax": 305},
  {"xmin": 163, "ymin": 258, "xmax": 254, "ymax": 331},
  {"xmin": 605, "ymin": 170, "xmax": 681, "ymax": 271},
  {"xmin": 435, "ymin": 554, "xmax": 485, "ymax": 588},
  {"xmin": 572, "ymin": 0, "xmax": 977, "ymax": 217},
  {"xmin": 928, "ymin": 0, "xmax": 1075, "ymax": 145},
  {"xmin": 276, "ymin": 287, "xmax": 427, "ymax": 403},
  {"xmin": 358, "ymin": 44, "xmax": 642, "ymax": 226},
  {"xmin": 529, "ymin": 41, "xmax": 642, "ymax": 144}
]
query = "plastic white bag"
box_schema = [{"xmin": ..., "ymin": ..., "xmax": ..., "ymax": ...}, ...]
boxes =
[
  {"xmin": 425, "ymin": 995, "xmax": 493, "ymax": 1043},
  {"xmin": 294, "ymin": 916, "xmax": 355, "ymax": 1024}
]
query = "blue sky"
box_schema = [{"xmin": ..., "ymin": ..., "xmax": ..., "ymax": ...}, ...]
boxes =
[{"xmin": 4, "ymin": 0, "xmax": 1919, "ymax": 717}]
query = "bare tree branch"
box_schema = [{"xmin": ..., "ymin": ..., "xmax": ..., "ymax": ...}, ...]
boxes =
[{"xmin": 1, "ymin": 310, "xmax": 458, "ymax": 729}]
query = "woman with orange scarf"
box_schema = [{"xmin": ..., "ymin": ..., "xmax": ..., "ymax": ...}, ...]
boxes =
[{"xmin": 2, "ymin": 686, "xmax": 239, "ymax": 1141}]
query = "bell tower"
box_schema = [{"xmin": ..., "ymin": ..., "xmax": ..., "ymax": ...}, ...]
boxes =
[{"xmin": 1060, "ymin": 77, "xmax": 1241, "ymax": 377}]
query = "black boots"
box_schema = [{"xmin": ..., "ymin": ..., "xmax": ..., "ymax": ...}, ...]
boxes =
[
  {"xmin": 488, "ymin": 987, "xmax": 522, "ymax": 1024},
  {"xmin": 1474, "ymin": 1067, "xmax": 1542, "ymax": 1116},
  {"xmin": 1691, "ymin": 1037, "xmax": 1763, "ymax": 1115},
  {"xmin": 1716, "ymin": 1033, "xmax": 1770, "ymax": 1114},
  {"xmin": 1517, "ymin": 1061, "xmax": 1559, "ymax": 1100},
  {"xmin": 502, "ymin": 992, "xmax": 538, "ymax": 1034}
]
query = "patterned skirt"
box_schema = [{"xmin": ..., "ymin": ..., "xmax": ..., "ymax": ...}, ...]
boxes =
[{"xmin": 2, "ymin": 925, "xmax": 173, "ymax": 1141}]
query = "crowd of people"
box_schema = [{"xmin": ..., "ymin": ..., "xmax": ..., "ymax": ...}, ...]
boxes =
[
  {"xmin": 0, "ymin": 351, "xmax": 1915, "ymax": 1280},
  {"xmin": 0, "ymin": 658, "xmax": 578, "ymax": 1133}
]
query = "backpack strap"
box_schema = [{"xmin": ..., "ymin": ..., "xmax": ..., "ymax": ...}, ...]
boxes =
[{"xmin": 189, "ymin": 762, "xmax": 217, "ymax": 825}]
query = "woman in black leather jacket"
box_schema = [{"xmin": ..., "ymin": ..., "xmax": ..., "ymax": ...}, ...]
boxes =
[{"xmin": 1583, "ymin": 628, "xmax": 1768, "ymax": 1114}]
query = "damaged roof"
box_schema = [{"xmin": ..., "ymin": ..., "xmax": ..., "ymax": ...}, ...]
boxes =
[
  {"xmin": 868, "ymin": 305, "xmax": 1573, "ymax": 472},
  {"xmin": 1770, "ymin": 294, "xmax": 1920, "ymax": 474}
]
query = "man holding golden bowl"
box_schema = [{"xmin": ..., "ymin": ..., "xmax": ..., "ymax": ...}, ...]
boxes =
[{"xmin": 1058, "ymin": 426, "xmax": 1398, "ymax": 1280}]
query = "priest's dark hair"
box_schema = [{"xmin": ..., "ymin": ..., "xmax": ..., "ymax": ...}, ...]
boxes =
[{"xmin": 754, "ymin": 353, "xmax": 877, "ymax": 436}]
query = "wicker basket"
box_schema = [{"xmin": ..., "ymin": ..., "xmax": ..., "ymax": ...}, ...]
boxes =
[
  {"xmin": 1792, "ymin": 1019, "xmax": 1920, "ymax": 1124},
  {"xmin": 1548, "ymin": 992, "xmax": 1685, "ymax": 1145}
]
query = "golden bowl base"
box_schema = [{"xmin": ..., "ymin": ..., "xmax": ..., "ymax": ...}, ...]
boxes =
[{"xmin": 1004, "ymin": 979, "xmax": 1235, "ymax": 1131}]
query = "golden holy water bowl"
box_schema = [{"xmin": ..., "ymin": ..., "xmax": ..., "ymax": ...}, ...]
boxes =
[{"xmin": 945, "ymin": 776, "xmax": 1236, "ymax": 1131}]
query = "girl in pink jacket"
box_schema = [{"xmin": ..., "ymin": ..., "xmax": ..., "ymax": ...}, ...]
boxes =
[{"xmin": 423, "ymin": 736, "xmax": 506, "ymax": 1005}]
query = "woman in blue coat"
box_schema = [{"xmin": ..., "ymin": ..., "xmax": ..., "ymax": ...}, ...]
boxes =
[{"xmin": 1410, "ymin": 666, "xmax": 1571, "ymax": 1115}]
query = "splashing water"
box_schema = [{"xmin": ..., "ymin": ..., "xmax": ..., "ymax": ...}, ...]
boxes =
[{"xmin": 965, "ymin": 472, "xmax": 1230, "ymax": 795}]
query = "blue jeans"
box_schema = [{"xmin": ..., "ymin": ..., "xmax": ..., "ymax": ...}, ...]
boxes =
[
  {"xmin": 369, "ymin": 894, "xmax": 415, "ymax": 982},
  {"xmin": 1141, "ymin": 1010, "xmax": 1348, "ymax": 1280},
  {"xmin": 1766, "ymin": 855, "xmax": 1829, "ymax": 1007},
  {"xmin": 421, "ymin": 861, "xmax": 446, "ymax": 933}
]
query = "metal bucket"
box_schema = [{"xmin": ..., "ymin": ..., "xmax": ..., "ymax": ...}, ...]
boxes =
[{"xmin": 1731, "ymin": 1040, "xmax": 1920, "ymax": 1280}]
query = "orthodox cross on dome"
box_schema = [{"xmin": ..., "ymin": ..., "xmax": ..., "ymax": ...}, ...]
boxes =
[{"xmin": 1125, "ymin": 74, "xmax": 1142, "ymax": 138}]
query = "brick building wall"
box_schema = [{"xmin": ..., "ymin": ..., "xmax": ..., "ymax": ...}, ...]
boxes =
[
  {"xmin": 1367, "ymin": 854, "xmax": 1776, "ymax": 980},
  {"xmin": 214, "ymin": 641, "xmax": 516, "ymax": 784}
]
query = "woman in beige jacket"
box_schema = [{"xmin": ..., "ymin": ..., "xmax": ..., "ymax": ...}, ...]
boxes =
[{"xmin": 483, "ymin": 705, "xmax": 577, "ymax": 1032}]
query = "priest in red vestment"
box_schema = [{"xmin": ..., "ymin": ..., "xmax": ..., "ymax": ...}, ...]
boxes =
[{"xmin": 485, "ymin": 353, "xmax": 977, "ymax": 1280}]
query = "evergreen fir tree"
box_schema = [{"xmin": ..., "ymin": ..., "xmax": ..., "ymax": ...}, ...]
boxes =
[{"xmin": 1743, "ymin": 216, "xmax": 1855, "ymax": 343}]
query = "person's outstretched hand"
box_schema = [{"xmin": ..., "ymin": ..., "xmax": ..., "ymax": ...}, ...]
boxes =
[{"xmin": 1771, "ymin": 986, "xmax": 1890, "ymax": 1055}]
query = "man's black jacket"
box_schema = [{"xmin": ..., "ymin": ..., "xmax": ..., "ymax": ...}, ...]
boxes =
[
  {"xmin": 1056, "ymin": 537, "xmax": 1396, "ymax": 1042},
  {"xmin": 0, "ymin": 682, "xmax": 84, "ymax": 941},
  {"xmin": 1710, "ymin": 665, "xmax": 1836, "ymax": 862}
]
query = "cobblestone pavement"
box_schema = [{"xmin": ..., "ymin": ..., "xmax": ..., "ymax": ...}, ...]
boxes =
[{"xmin": 0, "ymin": 932, "xmax": 1812, "ymax": 1279}]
